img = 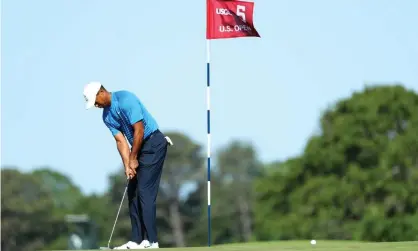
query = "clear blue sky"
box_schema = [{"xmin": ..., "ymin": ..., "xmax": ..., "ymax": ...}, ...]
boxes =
[{"xmin": 2, "ymin": 0, "xmax": 417, "ymax": 195}]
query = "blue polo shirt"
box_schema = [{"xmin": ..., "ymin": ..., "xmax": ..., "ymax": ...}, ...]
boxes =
[{"xmin": 102, "ymin": 90, "xmax": 159, "ymax": 146}]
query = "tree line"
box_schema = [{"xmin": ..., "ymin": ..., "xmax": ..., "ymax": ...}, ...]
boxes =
[{"xmin": 2, "ymin": 84, "xmax": 418, "ymax": 250}]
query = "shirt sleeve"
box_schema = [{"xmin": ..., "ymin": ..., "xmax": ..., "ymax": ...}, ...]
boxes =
[
  {"xmin": 104, "ymin": 120, "xmax": 121, "ymax": 136},
  {"xmin": 119, "ymin": 92, "xmax": 144, "ymax": 125}
]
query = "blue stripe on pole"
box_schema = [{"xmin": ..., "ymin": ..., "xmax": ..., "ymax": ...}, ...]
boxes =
[
  {"xmin": 207, "ymin": 63, "xmax": 210, "ymax": 87},
  {"xmin": 208, "ymin": 204, "xmax": 211, "ymax": 246},
  {"xmin": 207, "ymin": 110, "xmax": 211, "ymax": 134},
  {"xmin": 207, "ymin": 157, "xmax": 211, "ymax": 181}
]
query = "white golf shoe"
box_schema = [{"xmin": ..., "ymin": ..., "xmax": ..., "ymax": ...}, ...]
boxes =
[
  {"xmin": 114, "ymin": 240, "xmax": 150, "ymax": 249},
  {"xmin": 147, "ymin": 242, "xmax": 159, "ymax": 249}
]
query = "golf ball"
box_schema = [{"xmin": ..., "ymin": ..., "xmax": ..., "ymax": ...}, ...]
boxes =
[{"xmin": 310, "ymin": 240, "xmax": 316, "ymax": 245}]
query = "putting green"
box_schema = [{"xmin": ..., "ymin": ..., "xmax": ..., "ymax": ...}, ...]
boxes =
[{"xmin": 49, "ymin": 240, "xmax": 418, "ymax": 251}]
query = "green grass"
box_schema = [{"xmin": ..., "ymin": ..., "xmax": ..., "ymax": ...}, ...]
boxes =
[{"xmin": 49, "ymin": 240, "xmax": 418, "ymax": 251}]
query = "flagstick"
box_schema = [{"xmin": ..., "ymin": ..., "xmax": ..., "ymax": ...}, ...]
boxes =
[
  {"xmin": 206, "ymin": 38, "xmax": 212, "ymax": 247},
  {"xmin": 205, "ymin": 0, "xmax": 259, "ymax": 247}
]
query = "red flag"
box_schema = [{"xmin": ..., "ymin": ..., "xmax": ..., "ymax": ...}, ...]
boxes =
[{"xmin": 206, "ymin": 0, "xmax": 260, "ymax": 39}]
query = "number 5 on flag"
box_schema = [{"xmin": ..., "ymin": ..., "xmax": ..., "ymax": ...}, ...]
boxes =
[{"xmin": 237, "ymin": 5, "xmax": 246, "ymax": 22}]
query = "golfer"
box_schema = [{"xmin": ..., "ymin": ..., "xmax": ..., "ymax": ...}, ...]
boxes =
[{"xmin": 83, "ymin": 81, "xmax": 172, "ymax": 249}]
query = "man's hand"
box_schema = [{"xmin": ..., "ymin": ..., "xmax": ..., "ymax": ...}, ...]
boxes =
[
  {"xmin": 125, "ymin": 166, "xmax": 135, "ymax": 179},
  {"xmin": 129, "ymin": 158, "xmax": 139, "ymax": 175}
]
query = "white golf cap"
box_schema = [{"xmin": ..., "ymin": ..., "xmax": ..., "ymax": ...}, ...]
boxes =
[{"xmin": 83, "ymin": 81, "xmax": 102, "ymax": 109}]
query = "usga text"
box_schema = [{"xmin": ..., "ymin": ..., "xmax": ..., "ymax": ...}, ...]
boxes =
[{"xmin": 216, "ymin": 8, "xmax": 233, "ymax": 15}]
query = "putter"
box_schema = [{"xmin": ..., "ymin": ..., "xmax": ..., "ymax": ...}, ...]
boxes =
[{"xmin": 100, "ymin": 178, "xmax": 129, "ymax": 250}]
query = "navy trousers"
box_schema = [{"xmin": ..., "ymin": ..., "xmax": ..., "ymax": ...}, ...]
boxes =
[{"xmin": 128, "ymin": 130, "xmax": 168, "ymax": 243}]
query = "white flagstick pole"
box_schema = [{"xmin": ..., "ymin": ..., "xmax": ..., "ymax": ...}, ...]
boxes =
[{"xmin": 206, "ymin": 39, "xmax": 212, "ymax": 247}]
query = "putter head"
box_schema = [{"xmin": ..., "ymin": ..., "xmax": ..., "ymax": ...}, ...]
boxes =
[{"xmin": 99, "ymin": 247, "xmax": 112, "ymax": 250}]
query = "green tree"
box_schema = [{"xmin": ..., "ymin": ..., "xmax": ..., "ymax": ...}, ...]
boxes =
[
  {"xmin": 72, "ymin": 194, "xmax": 110, "ymax": 248},
  {"xmin": 254, "ymin": 84, "xmax": 418, "ymax": 242},
  {"xmin": 157, "ymin": 131, "xmax": 203, "ymax": 247},
  {"xmin": 184, "ymin": 171, "xmax": 231, "ymax": 246},
  {"xmin": 181, "ymin": 179, "xmax": 206, "ymax": 246},
  {"xmin": 1, "ymin": 168, "xmax": 66, "ymax": 251},
  {"xmin": 32, "ymin": 167, "xmax": 84, "ymax": 211},
  {"xmin": 100, "ymin": 171, "xmax": 131, "ymax": 247},
  {"xmin": 207, "ymin": 140, "xmax": 262, "ymax": 243}
]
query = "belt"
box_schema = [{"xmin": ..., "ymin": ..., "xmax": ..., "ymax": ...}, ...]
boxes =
[{"xmin": 145, "ymin": 129, "xmax": 160, "ymax": 141}]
